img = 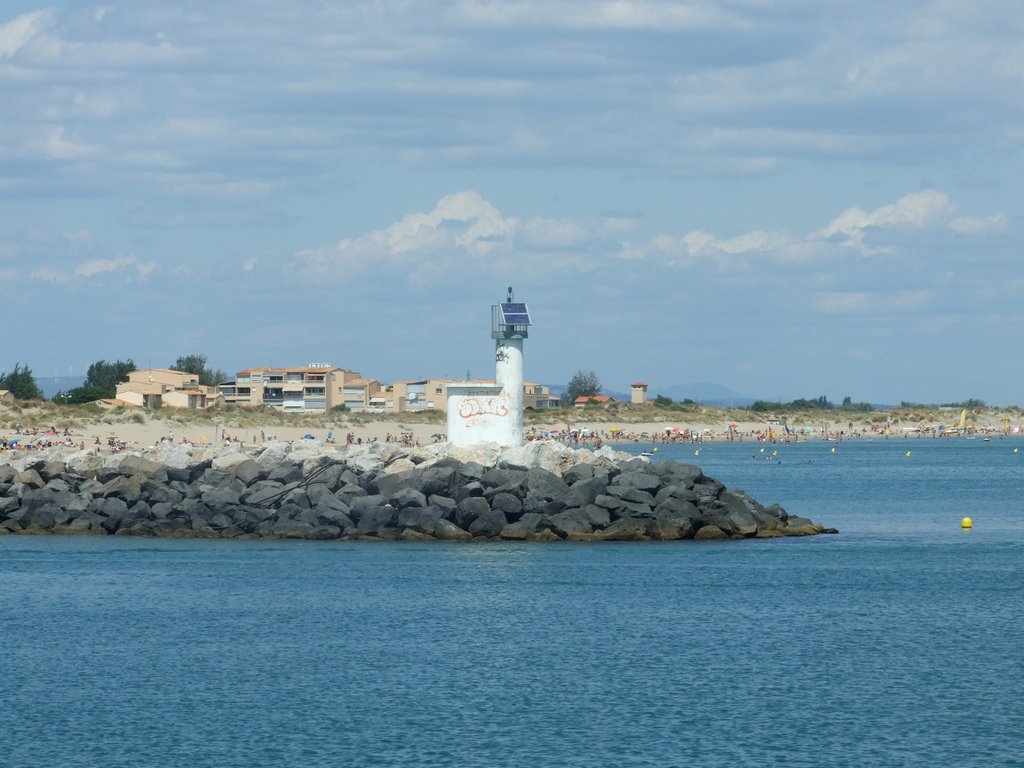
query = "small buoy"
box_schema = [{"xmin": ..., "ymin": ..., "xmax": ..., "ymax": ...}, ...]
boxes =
[
  {"xmin": 961, "ymin": 516, "xmax": 973, "ymax": 529},
  {"xmin": 772, "ymin": 450, "xmax": 778, "ymax": 457},
  {"xmin": 1015, "ymin": 448, "xmax": 1019, "ymax": 454},
  {"xmin": 830, "ymin": 447, "xmax": 836, "ymax": 454},
  {"xmin": 905, "ymin": 451, "xmax": 912, "ymax": 457},
  {"xmin": 759, "ymin": 447, "xmax": 765, "ymax": 453},
  {"xmin": 694, "ymin": 449, "xmax": 700, "ymax": 456}
]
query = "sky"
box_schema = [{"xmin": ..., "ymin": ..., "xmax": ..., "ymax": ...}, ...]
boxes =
[{"xmin": 1, "ymin": 1, "xmax": 1023, "ymax": 405}]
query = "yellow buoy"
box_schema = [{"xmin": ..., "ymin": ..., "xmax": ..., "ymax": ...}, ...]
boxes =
[
  {"xmin": 1015, "ymin": 448, "xmax": 1019, "ymax": 454},
  {"xmin": 905, "ymin": 451, "xmax": 912, "ymax": 457},
  {"xmin": 759, "ymin": 447, "xmax": 765, "ymax": 453},
  {"xmin": 830, "ymin": 446, "xmax": 836, "ymax": 454},
  {"xmin": 694, "ymin": 449, "xmax": 700, "ymax": 456},
  {"xmin": 961, "ymin": 516, "xmax": 973, "ymax": 529},
  {"xmin": 772, "ymin": 450, "xmax": 778, "ymax": 457}
]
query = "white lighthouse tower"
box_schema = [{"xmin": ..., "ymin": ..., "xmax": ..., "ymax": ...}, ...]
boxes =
[
  {"xmin": 491, "ymin": 287, "xmax": 531, "ymax": 444},
  {"xmin": 446, "ymin": 287, "xmax": 532, "ymax": 447}
]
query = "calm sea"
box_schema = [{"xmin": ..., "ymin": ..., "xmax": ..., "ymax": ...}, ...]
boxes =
[{"xmin": 3, "ymin": 438, "xmax": 1023, "ymax": 767}]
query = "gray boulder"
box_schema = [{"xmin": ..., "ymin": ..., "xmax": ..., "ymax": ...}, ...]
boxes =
[
  {"xmin": 356, "ymin": 506, "xmax": 397, "ymax": 535},
  {"xmin": 600, "ymin": 517, "xmax": 650, "ymax": 541},
  {"xmin": 468, "ymin": 508, "xmax": 507, "ymax": 538},
  {"xmin": 548, "ymin": 508, "xmax": 594, "ymax": 538},
  {"xmin": 232, "ymin": 459, "xmax": 264, "ymax": 486},
  {"xmin": 611, "ymin": 471, "xmax": 662, "ymax": 492},
  {"xmin": 499, "ymin": 512, "xmax": 551, "ymax": 540},
  {"xmin": 565, "ymin": 476, "xmax": 607, "ymax": 508},
  {"xmin": 525, "ymin": 467, "xmax": 570, "ymax": 502},
  {"xmin": 389, "ymin": 487, "xmax": 427, "ymax": 509},
  {"xmin": 455, "ymin": 497, "xmax": 490, "ymax": 531},
  {"xmin": 349, "ymin": 494, "xmax": 387, "ymax": 523},
  {"xmin": 433, "ymin": 519, "xmax": 472, "ymax": 540}
]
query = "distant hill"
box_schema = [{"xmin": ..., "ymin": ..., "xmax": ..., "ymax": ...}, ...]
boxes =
[
  {"xmin": 546, "ymin": 381, "xmax": 755, "ymax": 407},
  {"xmin": 649, "ymin": 382, "xmax": 755, "ymax": 407}
]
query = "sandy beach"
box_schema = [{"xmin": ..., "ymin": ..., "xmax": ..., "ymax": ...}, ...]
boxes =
[{"xmin": 3, "ymin": 401, "xmax": 1021, "ymax": 457}]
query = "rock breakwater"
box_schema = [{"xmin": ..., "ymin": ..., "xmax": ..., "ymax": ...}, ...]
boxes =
[{"xmin": 0, "ymin": 440, "xmax": 834, "ymax": 541}]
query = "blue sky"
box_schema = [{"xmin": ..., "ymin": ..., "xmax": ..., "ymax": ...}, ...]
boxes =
[{"xmin": 2, "ymin": 1, "xmax": 1022, "ymax": 404}]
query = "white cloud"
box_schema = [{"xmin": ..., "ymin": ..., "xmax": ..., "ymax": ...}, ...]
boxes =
[
  {"xmin": 820, "ymin": 190, "xmax": 958, "ymax": 248},
  {"xmin": 30, "ymin": 266, "xmax": 69, "ymax": 284},
  {"xmin": 74, "ymin": 254, "xmax": 155, "ymax": 280},
  {"xmin": 0, "ymin": 9, "xmax": 55, "ymax": 59},
  {"xmin": 42, "ymin": 125, "xmax": 99, "ymax": 160}
]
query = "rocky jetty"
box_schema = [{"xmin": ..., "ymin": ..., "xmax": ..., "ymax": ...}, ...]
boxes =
[{"xmin": 0, "ymin": 440, "xmax": 834, "ymax": 541}]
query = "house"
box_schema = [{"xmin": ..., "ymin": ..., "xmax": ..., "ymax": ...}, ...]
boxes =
[
  {"xmin": 219, "ymin": 364, "xmax": 363, "ymax": 412},
  {"xmin": 523, "ymin": 382, "xmax": 558, "ymax": 410},
  {"xmin": 574, "ymin": 394, "xmax": 617, "ymax": 409},
  {"xmin": 341, "ymin": 378, "xmax": 383, "ymax": 412},
  {"xmin": 115, "ymin": 369, "xmax": 219, "ymax": 409}
]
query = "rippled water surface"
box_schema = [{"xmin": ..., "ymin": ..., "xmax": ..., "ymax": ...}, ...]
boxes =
[{"xmin": 3, "ymin": 439, "xmax": 1024, "ymax": 767}]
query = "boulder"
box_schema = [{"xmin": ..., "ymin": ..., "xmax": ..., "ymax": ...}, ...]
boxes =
[
  {"xmin": 499, "ymin": 512, "xmax": 551, "ymax": 540},
  {"xmin": 548, "ymin": 508, "xmax": 594, "ymax": 538},
  {"xmin": 397, "ymin": 506, "xmax": 445, "ymax": 535},
  {"xmin": 118, "ymin": 455, "xmax": 165, "ymax": 477},
  {"xmin": 694, "ymin": 524, "xmax": 728, "ymax": 540},
  {"xmin": 231, "ymin": 459, "xmax": 264, "ymax": 486},
  {"xmin": 356, "ymin": 506, "xmax": 397, "ymax": 535},
  {"xmin": 611, "ymin": 471, "xmax": 662, "ymax": 492},
  {"xmin": 524, "ymin": 467, "xmax": 570, "ymax": 503},
  {"xmin": 599, "ymin": 517, "xmax": 650, "ymax": 541},
  {"xmin": 490, "ymin": 491, "xmax": 523, "ymax": 520},
  {"xmin": 12, "ymin": 469, "xmax": 45, "ymax": 489},
  {"xmin": 467, "ymin": 508, "xmax": 507, "ymax": 538},
  {"xmin": 349, "ymin": 494, "xmax": 387, "ymax": 523},
  {"xmin": 272, "ymin": 518, "xmax": 315, "ymax": 539},
  {"xmin": 565, "ymin": 476, "xmax": 607, "ymax": 508},
  {"xmin": 455, "ymin": 497, "xmax": 491, "ymax": 531},
  {"xmin": 389, "ymin": 486, "xmax": 427, "ymax": 510},
  {"xmin": 433, "ymin": 519, "xmax": 472, "ymax": 541}
]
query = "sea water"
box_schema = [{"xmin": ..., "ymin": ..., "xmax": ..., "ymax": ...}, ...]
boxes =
[{"xmin": 3, "ymin": 439, "xmax": 1023, "ymax": 767}]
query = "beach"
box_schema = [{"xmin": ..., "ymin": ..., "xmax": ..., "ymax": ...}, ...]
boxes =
[{"xmin": 2, "ymin": 401, "xmax": 1022, "ymax": 458}]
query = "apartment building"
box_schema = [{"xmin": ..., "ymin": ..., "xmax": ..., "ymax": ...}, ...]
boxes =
[
  {"xmin": 217, "ymin": 364, "xmax": 560, "ymax": 414},
  {"xmin": 116, "ymin": 369, "xmax": 218, "ymax": 409},
  {"xmin": 219, "ymin": 364, "xmax": 363, "ymax": 412},
  {"xmin": 374, "ymin": 380, "xmax": 557, "ymax": 414}
]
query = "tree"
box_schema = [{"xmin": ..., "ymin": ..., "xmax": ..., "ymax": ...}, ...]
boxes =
[
  {"xmin": 53, "ymin": 386, "xmax": 108, "ymax": 405},
  {"xmin": 654, "ymin": 394, "xmax": 674, "ymax": 407},
  {"xmin": 171, "ymin": 354, "xmax": 226, "ymax": 386},
  {"xmin": 52, "ymin": 359, "xmax": 136, "ymax": 405},
  {"xmin": 86, "ymin": 359, "xmax": 136, "ymax": 398},
  {"xmin": 564, "ymin": 369, "xmax": 601, "ymax": 406},
  {"xmin": 0, "ymin": 363, "xmax": 43, "ymax": 400}
]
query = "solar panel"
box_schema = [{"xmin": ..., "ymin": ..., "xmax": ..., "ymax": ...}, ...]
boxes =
[{"xmin": 499, "ymin": 302, "xmax": 531, "ymax": 326}]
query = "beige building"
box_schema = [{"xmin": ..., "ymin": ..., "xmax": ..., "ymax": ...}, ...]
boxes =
[
  {"xmin": 374, "ymin": 379, "xmax": 558, "ymax": 414},
  {"xmin": 219, "ymin": 364, "xmax": 364, "ymax": 412},
  {"xmin": 341, "ymin": 378, "xmax": 384, "ymax": 412},
  {"xmin": 630, "ymin": 382, "xmax": 649, "ymax": 405},
  {"xmin": 116, "ymin": 369, "xmax": 218, "ymax": 409},
  {"xmin": 0, "ymin": 389, "xmax": 14, "ymax": 404},
  {"xmin": 524, "ymin": 382, "xmax": 559, "ymax": 410}
]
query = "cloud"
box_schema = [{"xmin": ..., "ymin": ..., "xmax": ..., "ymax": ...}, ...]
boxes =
[
  {"xmin": 0, "ymin": 9, "xmax": 54, "ymax": 59},
  {"xmin": 74, "ymin": 255, "xmax": 155, "ymax": 280},
  {"xmin": 30, "ymin": 266, "xmax": 69, "ymax": 284},
  {"xmin": 820, "ymin": 190, "xmax": 959, "ymax": 249},
  {"xmin": 42, "ymin": 125, "xmax": 99, "ymax": 160}
]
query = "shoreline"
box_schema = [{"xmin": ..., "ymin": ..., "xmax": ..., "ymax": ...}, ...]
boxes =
[{"xmin": 3, "ymin": 399, "xmax": 1022, "ymax": 458}]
